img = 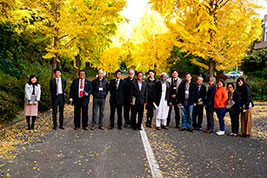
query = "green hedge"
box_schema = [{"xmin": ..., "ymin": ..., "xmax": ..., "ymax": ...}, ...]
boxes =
[{"xmin": 250, "ymin": 78, "xmax": 267, "ymax": 101}]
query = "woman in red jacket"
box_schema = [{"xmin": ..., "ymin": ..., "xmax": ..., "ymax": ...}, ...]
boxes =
[{"xmin": 214, "ymin": 79, "xmax": 228, "ymax": 136}]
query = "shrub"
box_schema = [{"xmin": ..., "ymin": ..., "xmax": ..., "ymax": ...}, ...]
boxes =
[{"xmin": 249, "ymin": 79, "xmax": 267, "ymax": 101}]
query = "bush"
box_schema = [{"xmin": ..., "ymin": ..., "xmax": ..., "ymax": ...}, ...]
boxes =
[{"xmin": 250, "ymin": 79, "xmax": 267, "ymax": 101}]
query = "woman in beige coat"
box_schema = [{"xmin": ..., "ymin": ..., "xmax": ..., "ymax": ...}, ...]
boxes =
[{"xmin": 24, "ymin": 75, "xmax": 41, "ymax": 130}]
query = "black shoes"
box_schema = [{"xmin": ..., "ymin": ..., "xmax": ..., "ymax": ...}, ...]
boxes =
[{"xmin": 188, "ymin": 128, "xmax": 193, "ymax": 132}]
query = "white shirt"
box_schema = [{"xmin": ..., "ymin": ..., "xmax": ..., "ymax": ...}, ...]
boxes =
[
  {"xmin": 138, "ymin": 80, "xmax": 142, "ymax": 91},
  {"xmin": 79, "ymin": 78, "xmax": 85, "ymax": 98},
  {"xmin": 115, "ymin": 78, "xmax": 120, "ymax": 89},
  {"xmin": 56, "ymin": 77, "xmax": 63, "ymax": 94}
]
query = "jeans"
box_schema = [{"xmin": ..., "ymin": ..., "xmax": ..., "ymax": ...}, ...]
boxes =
[
  {"xmin": 182, "ymin": 100, "xmax": 194, "ymax": 129},
  {"xmin": 215, "ymin": 107, "xmax": 226, "ymax": 131},
  {"xmin": 92, "ymin": 98, "xmax": 106, "ymax": 127}
]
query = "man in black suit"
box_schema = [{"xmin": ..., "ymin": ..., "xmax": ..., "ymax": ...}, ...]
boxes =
[
  {"xmin": 167, "ymin": 69, "xmax": 182, "ymax": 128},
  {"xmin": 109, "ymin": 70, "xmax": 125, "ymax": 130},
  {"xmin": 130, "ymin": 72, "xmax": 147, "ymax": 130},
  {"xmin": 204, "ymin": 77, "xmax": 216, "ymax": 133},
  {"xmin": 50, "ymin": 68, "xmax": 67, "ymax": 130},
  {"xmin": 177, "ymin": 72, "xmax": 198, "ymax": 132},
  {"xmin": 69, "ymin": 70, "xmax": 93, "ymax": 130},
  {"xmin": 193, "ymin": 76, "xmax": 206, "ymax": 131},
  {"xmin": 123, "ymin": 69, "xmax": 137, "ymax": 127}
]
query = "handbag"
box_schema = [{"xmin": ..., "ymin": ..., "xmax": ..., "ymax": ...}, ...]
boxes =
[{"xmin": 226, "ymin": 100, "xmax": 235, "ymax": 109}]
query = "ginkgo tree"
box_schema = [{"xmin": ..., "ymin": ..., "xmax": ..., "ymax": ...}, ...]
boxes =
[
  {"xmin": 7, "ymin": 0, "xmax": 126, "ymax": 77},
  {"xmin": 127, "ymin": 8, "xmax": 175, "ymax": 73},
  {"xmin": 149, "ymin": 0, "xmax": 262, "ymax": 76}
]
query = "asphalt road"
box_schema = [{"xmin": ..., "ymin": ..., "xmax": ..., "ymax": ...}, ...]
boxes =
[{"xmin": 0, "ymin": 100, "xmax": 266, "ymax": 178}]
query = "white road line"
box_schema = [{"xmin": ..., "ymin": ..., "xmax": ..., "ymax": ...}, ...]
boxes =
[{"xmin": 140, "ymin": 126, "xmax": 163, "ymax": 178}]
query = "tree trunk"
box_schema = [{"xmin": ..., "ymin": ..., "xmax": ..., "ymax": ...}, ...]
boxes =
[
  {"xmin": 51, "ymin": 56, "xmax": 57, "ymax": 78},
  {"xmin": 76, "ymin": 53, "xmax": 80, "ymax": 77},
  {"xmin": 209, "ymin": 58, "xmax": 216, "ymax": 77},
  {"xmin": 51, "ymin": 0, "xmax": 61, "ymax": 78}
]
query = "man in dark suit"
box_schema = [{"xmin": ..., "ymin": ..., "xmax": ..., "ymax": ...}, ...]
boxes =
[
  {"xmin": 123, "ymin": 69, "xmax": 137, "ymax": 127},
  {"xmin": 130, "ymin": 72, "xmax": 147, "ymax": 130},
  {"xmin": 167, "ymin": 69, "xmax": 182, "ymax": 128},
  {"xmin": 69, "ymin": 70, "xmax": 93, "ymax": 130},
  {"xmin": 177, "ymin": 72, "xmax": 198, "ymax": 132},
  {"xmin": 204, "ymin": 77, "xmax": 216, "ymax": 133},
  {"xmin": 109, "ymin": 70, "xmax": 125, "ymax": 130},
  {"xmin": 50, "ymin": 68, "xmax": 67, "ymax": 130},
  {"xmin": 193, "ymin": 76, "xmax": 206, "ymax": 131}
]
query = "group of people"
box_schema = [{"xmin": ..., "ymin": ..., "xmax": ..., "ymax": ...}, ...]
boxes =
[{"xmin": 24, "ymin": 68, "xmax": 254, "ymax": 137}]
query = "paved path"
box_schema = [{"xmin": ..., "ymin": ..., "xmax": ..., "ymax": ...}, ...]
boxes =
[{"xmin": 0, "ymin": 101, "xmax": 266, "ymax": 178}]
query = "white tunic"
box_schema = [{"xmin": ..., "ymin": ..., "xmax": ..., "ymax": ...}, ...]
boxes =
[{"xmin": 156, "ymin": 83, "xmax": 169, "ymax": 120}]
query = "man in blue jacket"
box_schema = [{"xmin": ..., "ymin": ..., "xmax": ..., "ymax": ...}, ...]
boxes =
[{"xmin": 91, "ymin": 69, "xmax": 109, "ymax": 130}]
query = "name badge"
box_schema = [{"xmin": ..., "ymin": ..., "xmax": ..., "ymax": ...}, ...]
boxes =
[
  {"xmin": 99, "ymin": 87, "xmax": 103, "ymax": 91},
  {"xmin": 173, "ymin": 87, "xmax": 176, "ymax": 90},
  {"xmin": 185, "ymin": 90, "xmax": 189, "ymax": 95}
]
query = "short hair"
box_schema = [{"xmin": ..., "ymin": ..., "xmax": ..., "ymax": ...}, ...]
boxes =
[
  {"xmin": 209, "ymin": 76, "xmax": 216, "ymax": 83},
  {"xmin": 197, "ymin": 76, "xmax": 203, "ymax": 81},
  {"xmin": 184, "ymin": 72, "xmax": 191, "ymax": 77},
  {"xmin": 54, "ymin": 68, "xmax": 62, "ymax": 74},
  {"xmin": 115, "ymin": 70, "xmax": 122, "ymax": 75},
  {"xmin": 227, "ymin": 82, "xmax": 235, "ymax": 89},
  {"xmin": 137, "ymin": 72, "xmax": 143, "ymax": 76},
  {"xmin": 171, "ymin": 69, "xmax": 179, "ymax": 74},
  {"xmin": 147, "ymin": 69, "xmax": 156, "ymax": 75},
  {"xmin": 78, "ymin": 70, "xmax": 86, "ymax": 75},
  {"xmin": 217, "ymin": 78, "xmax": 225, "ymax": 87},
  {"xmin": 97, "ymin": 69, "xmax": 104, "ymax": 74},
  {"xmin": 128, "ymin": 69, "xmax": 135, "ymax": 74}
]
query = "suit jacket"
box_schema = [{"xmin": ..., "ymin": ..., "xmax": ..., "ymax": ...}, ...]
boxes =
[
  {"xmin": 50, "ymin": 78, "xmax": 66, "ymax": 101},
  {"xmin": 177, "ymin": 80, "xmax": 198, "ymax": 106},
  {"xmin": 130, "ymin": 80, "xmax": 147, "ymax": 105},
  {"xmin": 124, "ymin": 77, "xmax": 137, "ymax": 104},
  {"xmin": 109, "ymin": 79, "xmax": 125, "ymax": 105},
  {"xmin": 205, "ymin": 85, "xmax": 216, "ymax": 112},
  {"xmin": 228, "ymin": 90, "xmax": 241, "ymax": 114},
  {"xmin": 196, "ymin": 84, "xmax": 207, "ymax": 105},
  {"xmin": 153, "ymin": 80, "xmax": 171, "ymax": 106},
  {"xmin": 69, "ymin": 78, "xmax": 93, "ymax": 106}
]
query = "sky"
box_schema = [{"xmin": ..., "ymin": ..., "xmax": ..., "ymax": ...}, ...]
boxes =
[{"xmin": 120, "ymin": 0, "xmax": 267, "ymax": 36}]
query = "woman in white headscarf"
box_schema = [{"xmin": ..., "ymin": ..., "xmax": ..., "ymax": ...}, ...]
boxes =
[{"xmin": 153, "ymin": 72, "xmax": 172, "ymax": 130}]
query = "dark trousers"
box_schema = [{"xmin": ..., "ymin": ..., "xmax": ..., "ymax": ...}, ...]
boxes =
[
  {"xmin": 26, "ymin": 116, "xmax": 36, "ymax": 130},
  {"xmin": 206, "ymin": 109, "xmax": 214, "ymax": 131},
  {"xmin": 74, "ymin": 98, "xmax": 88, "ymax": 128},
  {"xmin": 124, "ymin": 102, "xmax": 134, "ymax": 125},
  {"xmin": 193, "ymin": 104, "xmax": 204, "ymax": 129},
  {"xmin": 110, "ymin": 102, "xmax": 123, "ymax": 128},
  {"xmin": 229, "ymin": 110, "xmax": 240, "ymax": 134},
  {"xmin": 215, "ymin": 107, "xmax": 226, "ymax": 131},
  {"xmin": 92, "ymin": 98, "xmax": 106, "ymax": 127},
  {"xmin": 167, "ymin": 100, "xmax": 180, "ymax": 127},
  {"xmin": 52, "ymin": 94, "xmax": 64, "ymax": 128},
  {"xmin": 132, "ymin": 103, "xmax": 144, "ymax": 129}
]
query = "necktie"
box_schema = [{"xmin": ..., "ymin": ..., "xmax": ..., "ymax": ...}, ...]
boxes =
[
  {"xmin": 80, "ymin": 79, "xmax": 83, "ymax": 97},
  {"xmin": 56, "ymin": 79, "xmax": 59, "ymax": 96},
  {"xmin": 198, "ymin": 85, "xmax": 201, "ymax": 92},
  {"xmin": 115, "ymin": 80, "xmax": 119, "ymax": 89}
]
